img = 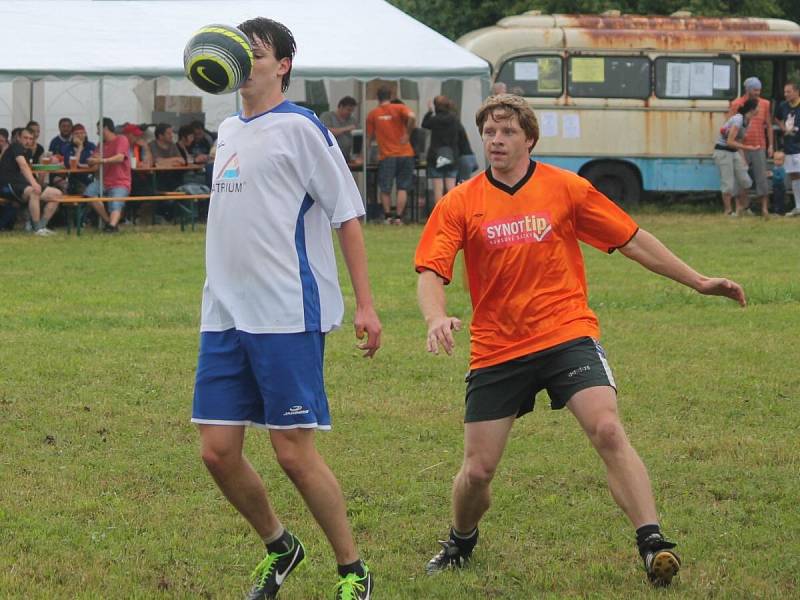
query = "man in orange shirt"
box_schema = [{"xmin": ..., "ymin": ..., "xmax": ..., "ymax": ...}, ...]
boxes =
[
  {"xmin": 728, "ymin": 77, "xmax": 774, "ymax": 216},
  {"xmin": 415, "ymin": 95, "xmax": 746, "ymax": 587},
  {"xmin": 366, "ymin": 86, "xmax": 415, "ymax": 224}
]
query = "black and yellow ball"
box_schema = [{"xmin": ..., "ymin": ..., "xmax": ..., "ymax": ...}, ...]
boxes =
[{"xmin": 184, "ymin": 24, "xmax": 253, "ymax": 94}]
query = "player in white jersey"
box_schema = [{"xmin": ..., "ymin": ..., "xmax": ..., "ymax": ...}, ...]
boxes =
[{"xmin": 192, "ymin": 18, "xmax": 379, "ymax": 600}]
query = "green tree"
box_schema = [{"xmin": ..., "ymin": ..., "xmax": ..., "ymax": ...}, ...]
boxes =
[{"xmin": 388, "ymin": 0, "xmax": 795, "ymax": 40}]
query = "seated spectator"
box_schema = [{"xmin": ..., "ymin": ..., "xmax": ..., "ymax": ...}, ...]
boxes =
[
  {"xmin": 0, "ymin": 126, "xmax": 61, "ymax": 235},
  {"xmin": 62, "ymin": 123, "xmax": 96, "ymax": 195},
  {"xmin": 0, "ymin": 128, "xmax": 9, "ymax": 159},
  {"xmin": 321, "ymin": 96, "xmax": 358, "ymax": 162},
  {"xmin": 176, "ymin": 125, "xmax": 194, "ymax": 164},
  {"xmin": 48, "ymin": 117, "xmax": 73, "ymax": 154},
  {"xmin": 122, "ymin": 123, "xmax": 152, "ymax": 168},
  {"xmin": 10, "ymin": 128, "xmax": 23, "ymax": 143},
  {"xmin": 25, "ymin": 120, "xmax": 45, "ymax": 163},
  {"xmin": 188, "ymin": 120, "xmax": 213, "ymax": 162},
  {"xmin": 148, "ymin": 123, "xmax": 185, "ymax": 192},
  {"xmin": 84, "ymin": 117, "xmax": 130, "ymax": 233},
  {"xmin": 177, "ymin": 125, "xmax": 209, "ymax": 189}
]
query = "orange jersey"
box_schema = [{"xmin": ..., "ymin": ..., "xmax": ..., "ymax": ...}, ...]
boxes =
[
  {"xmin": 366, "ymin": 103, "xmax": 414, "ymax": 159},
  {"xmin": 415, "ymin": 161, "xmax": 638, "ymax": 369}
]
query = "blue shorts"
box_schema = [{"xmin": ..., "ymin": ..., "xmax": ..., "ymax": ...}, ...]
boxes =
[
  {"xmin": 192, "ymin": 329, "xmax": 331, "ymax": 430},
  {"xmin": 378, "ymin": 156, "xmax": 414, "ymax": 193},
  {"xmin": 84, "ymin": 181, "xmax": 128, "ymax": 213}
]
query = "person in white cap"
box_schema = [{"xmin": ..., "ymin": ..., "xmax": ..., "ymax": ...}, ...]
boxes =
[{"xmin": 727, "ymin": 76, "xmax": 774, "ymax": 216}]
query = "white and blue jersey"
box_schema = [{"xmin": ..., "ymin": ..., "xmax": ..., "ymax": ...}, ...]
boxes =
[
  {"xmin": 201, "ymin": 100, "xmax": 364, "ymax": 334},
  {"xmin": 192, "ymin": 101, "xmax": 364, "ymax": 430}
]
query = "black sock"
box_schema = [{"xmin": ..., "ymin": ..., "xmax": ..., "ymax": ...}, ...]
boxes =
[
  {"xmin": 266, "ymin": 530, "xmax": 294, "ymax": 555},
  {"xmin": 337, "ymin": 559, "xmax": 366, "ymax": 578},
  {"xmin": 636, "ymin": 524, "xmax": 662, "ymax": 548},
  {"xmin": 450, "ymin": 526, "xmax": 479, "ymax": 553}
]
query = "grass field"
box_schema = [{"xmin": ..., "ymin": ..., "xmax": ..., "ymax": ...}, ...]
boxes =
[{"xmin": 1, "ymin": 214, "xmax": 798, "ymax": 599}]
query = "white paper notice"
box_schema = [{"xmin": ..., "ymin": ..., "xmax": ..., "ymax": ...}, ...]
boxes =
[
  {"xmin": 713, "ymin": 64, "xmax": 731, "ymax": 90},
  {"xmin": 514, "ymin": 62, "xmax": 539, "ymax": 81},
  {"xmin": 562, "ymin": 114, "xmax": 580, "ymax": 139},
  {"xmin": 540, "ymin": 112, "xmax": 558, "ymax": 137},
  {"xmin": 689, "ymin": 62, "xmax": 714, "ymax": 97},
  {"xmin": 665, "ymin": 63, "xmax": 690, "ymax": 97}
]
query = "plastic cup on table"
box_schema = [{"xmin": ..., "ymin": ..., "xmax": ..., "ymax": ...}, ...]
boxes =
[{"xmin": 69, "ymin": 156, "xmax": 78, "ymax": 169}]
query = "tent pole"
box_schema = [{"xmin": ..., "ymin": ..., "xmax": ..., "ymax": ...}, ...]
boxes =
[
  {"xmin": 28, "ymin": 80, "xmax": 33, "ymax": 122},
  {"xmin": 99, "ymin": 76, "xmax": 104, "ymax": 192},
  {"xmin": 360, "ymin": 80, "xmax": 366, "ymax": 221}
]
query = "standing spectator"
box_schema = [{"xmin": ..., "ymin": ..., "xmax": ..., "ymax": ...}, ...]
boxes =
[
  {"xmin": 321, "ymin": 96, "xmax": 358, "ymax": 162},
  {"xmin": 713, "ymin": 98, "xmax": 759, "ymax": 216},
  {"xmin": 0, "ymin": 126, "xmax": 61, "ymax": 234},
  {"xmin": 422, "ymin": 95, "xmax": 461, "ymax": 206},
  {"xmin": 62, "ymin": 123, "xmax": 96, "ymax": 195},
  {"xmin": 491, "ymin": 81, "xmax": 507, "ymax": 96},
  {"xmin": 0, "ymin": 128, "xmax": 9, "ymax": 159},
  {"xmin": 728, "ymin": 77, "xmax": 773, "ymax": 216},
  {"xmin": 48, "ymin": 117, "xmax": 73, "ymax": 154},
  {"xmin": 366, "ymin": 86, "xmax": 416, "ymax": 224},
  {"xmin": 25, "ymin": 120, "xmax": 45, "ymax": 163},
  {"xmin": 770, "ymin": 151, "xmax": 786, "ymax": 215},
  {"xmin": 456, "ymin": 123, "xmax": 479, "ymax": 183},
  {"xmin": 776, "ymin": 81, "xmax": 800, "ymax": 217},
  {"xmin": 84, "ymin": 117, "xmax": 130, "ymax": 233}
]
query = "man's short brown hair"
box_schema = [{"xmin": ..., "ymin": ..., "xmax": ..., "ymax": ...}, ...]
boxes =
[{"xmin": 475, "ymin": 94, "xmax": 539, "ymax": 151}]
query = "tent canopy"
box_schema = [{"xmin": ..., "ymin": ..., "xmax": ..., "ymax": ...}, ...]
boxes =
[{"xmin": 0, "ymin": 0, "xmax": 489, "ymax": 80}]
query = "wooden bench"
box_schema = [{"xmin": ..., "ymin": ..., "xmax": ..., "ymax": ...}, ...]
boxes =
[{"xmin": 60, "ymin": 193, "xmax": 209, "ymax": 235}]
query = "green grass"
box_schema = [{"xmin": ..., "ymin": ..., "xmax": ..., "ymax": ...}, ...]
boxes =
[{"xmin": 1, "ymin": 214, "xmax": 798, "ymax": 599}]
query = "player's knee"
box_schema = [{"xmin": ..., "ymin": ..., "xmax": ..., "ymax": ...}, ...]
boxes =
[
  {"xmin": 592, "ymin": 419, "xmax": 626, "ymax": 453},
  {"xmin": 201, "ymin": 445, "xmax": 239, "ymax": 474},
  {"xmin": 462, "ymin": 460, "xmax": 496, "ymax": 488}
]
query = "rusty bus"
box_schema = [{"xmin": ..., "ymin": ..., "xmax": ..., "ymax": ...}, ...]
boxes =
[{"xmin": 458, "ymin": 11, "xmax": 800, "ymax": 206}]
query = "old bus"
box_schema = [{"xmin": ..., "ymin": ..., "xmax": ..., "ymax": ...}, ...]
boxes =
[{"xmin": 458, "ymin": 11, "xmax": 800, "ymax": 206}]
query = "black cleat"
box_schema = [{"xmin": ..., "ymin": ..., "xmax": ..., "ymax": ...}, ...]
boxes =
[
  {"xmin": 245, "ymin": 533, "xmax": 306, "ymax": 599},
  {"xmin": 426, "ymin": 538, "xmax": 473, "ymax": 574},
  {"xmin": 333, "ymin": 566, "xmax": 373, "ymax": 599},
  {"xmin": 640, "ymin": 534, "xmax": 680, "ymax": 587}
]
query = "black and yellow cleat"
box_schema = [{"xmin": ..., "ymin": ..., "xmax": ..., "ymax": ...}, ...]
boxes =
[{"xmin": 641, "ymin": 534, "xmax": 681, "ymax": 587}]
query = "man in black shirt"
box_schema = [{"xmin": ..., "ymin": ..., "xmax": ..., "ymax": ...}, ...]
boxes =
[{"xmin": 0, "ymin": 127, "xmax": 61, "ymax": 234}]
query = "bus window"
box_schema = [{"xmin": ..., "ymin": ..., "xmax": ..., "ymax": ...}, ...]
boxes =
[
  {"xmin": 567, "ymin": 56, "xmax": 651, "ymax": 99},
  {"xmin": 496, "ymin": 55, "xmax": 563, "ymax": 97},
  {"xmin": 655, "ymin": 56, "xmax": 737, "ymax": 99},
  {"xmin": 788, "ymin": 60, "xmax": 800, "ymax": 85}
]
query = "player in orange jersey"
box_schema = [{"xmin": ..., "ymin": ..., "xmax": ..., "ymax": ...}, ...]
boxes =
[{"xmin": 415, "ymin": 94, "xmax": 746, "ymax": 588}]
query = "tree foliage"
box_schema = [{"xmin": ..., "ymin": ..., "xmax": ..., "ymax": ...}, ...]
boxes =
[{"xmin": 388, "ymin": 0, "xmax": 800, "ymax": 41}]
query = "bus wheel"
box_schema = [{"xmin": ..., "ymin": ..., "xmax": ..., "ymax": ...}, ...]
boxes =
[{"xmin": 582, "ymin": 163, "xmax": 641, "ymax": 209}]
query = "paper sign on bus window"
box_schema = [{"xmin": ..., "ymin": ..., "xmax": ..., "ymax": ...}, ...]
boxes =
[
  {"xmin": 665, "ymin": 63, "xmax": 690, "ymax": 97},
  {"xmin": 538, "ymin": 58, "xmax": 562, "ymax": 92},
  {"xmin": 713, "ymin": 64, "xmax": 731, "ymax": 90},
  {"xmin": 572, "ymin": 58, "xmax": 605, "ymax": 83},
  {"xmin": 540, "ymin": 112, "xmax": 558, "ymax": 137},
  {"xmin": 514, "ymin": 62, "xmax": 539, "ymax": 81},
  {"xmin": 689, "ymin": 62, "xmax": 714, "ymax": 96},
  {"xmin": 562, "ymin": 114, "xmax": 580, "ymax": 138}
]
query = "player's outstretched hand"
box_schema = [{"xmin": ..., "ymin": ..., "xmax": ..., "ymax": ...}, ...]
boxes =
[
  {"xmin": 354, "ymin": 305, "xmax": 382, "ymax": 358},
  {"xmin": 697, "ymin": 277, "xmax": 747, "ymax": 307},
  {"xmin": 426, "ymin": 316, "xmax": 462, "ymax": 355}
]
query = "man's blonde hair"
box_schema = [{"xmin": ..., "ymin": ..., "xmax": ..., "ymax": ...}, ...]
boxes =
[{"xmin": 475, "ymin": 94, "xmax": 539, "ymax": 150}]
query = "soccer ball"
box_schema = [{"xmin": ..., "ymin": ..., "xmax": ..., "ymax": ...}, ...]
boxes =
[{"xmin": 184, "ymin": 24, "xmax": 253, "ymax": 94}]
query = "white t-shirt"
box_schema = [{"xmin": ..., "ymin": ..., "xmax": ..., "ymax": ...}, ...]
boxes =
[{"xmin": 200, "ymin": 101, "xmax": 365, "ymax": 334}]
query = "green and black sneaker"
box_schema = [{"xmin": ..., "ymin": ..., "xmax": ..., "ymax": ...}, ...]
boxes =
[
  {"xmin": 333, "ymin": 566, "xmax": 373, "ymax": 600},
  {"xmin": 245, "ymin": 533, "xmax": 306, "ymax": 599},
  {"xmin": 640, "ymin": 534, "xmax": 680, "ymax": 587}
]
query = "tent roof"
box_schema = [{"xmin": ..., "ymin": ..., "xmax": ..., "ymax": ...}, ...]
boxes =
[{"xmin": 0, "ymin": 0, "xmax": 489, "ymax": 80}]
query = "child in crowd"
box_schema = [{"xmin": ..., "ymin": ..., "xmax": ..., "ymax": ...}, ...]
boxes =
[{"xmin": 769, "ymin": 151, "xmax": 786, "ymax": 215}]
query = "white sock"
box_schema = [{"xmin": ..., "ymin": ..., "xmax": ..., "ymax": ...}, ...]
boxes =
[{"xmin": 792, "ymin": 179, "xmax": 800, "ymax": 211}]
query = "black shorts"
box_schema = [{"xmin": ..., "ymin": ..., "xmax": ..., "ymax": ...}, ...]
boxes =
[
  {"xmin": 0, "ymin": 182, "xmax": 29, "ymax": 203},
  {"xmin": 464, "ymin": 337, "xmax": 617, "ymax": 423}
]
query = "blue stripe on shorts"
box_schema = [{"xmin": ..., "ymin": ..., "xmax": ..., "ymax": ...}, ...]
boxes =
[{"xmin": 192, "ymin": 329, "xmax": 331, "ymax": 430}]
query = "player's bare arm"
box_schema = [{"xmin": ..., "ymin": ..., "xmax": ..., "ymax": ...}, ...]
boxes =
[
  {"xmin": 619, "ymin": 228, "xmax": 747, "ymax": 306},
  {"xmin": 337, "ymin": 218, "xmax": 382, "ymax": 358},
  {"xmin": 417, "ymin": 269, "xmax": 462, "ymax": 355}
]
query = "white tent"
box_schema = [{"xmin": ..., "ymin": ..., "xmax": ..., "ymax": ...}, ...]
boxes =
[{"xmin": 0, "ymin": 0, "xmax": 490, "ymax": 175}]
